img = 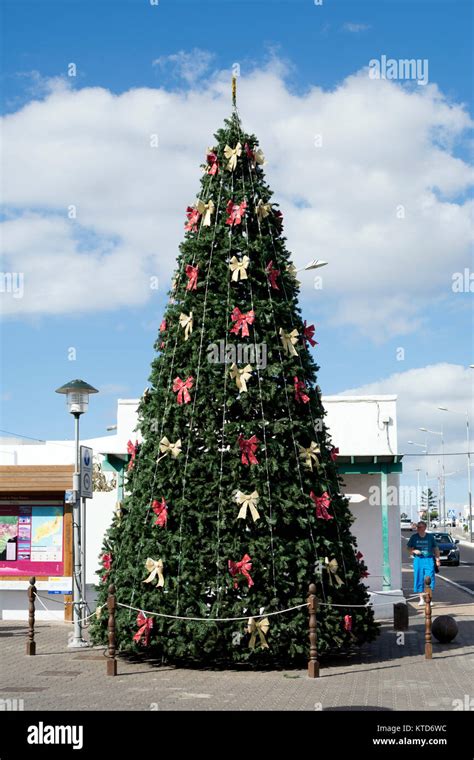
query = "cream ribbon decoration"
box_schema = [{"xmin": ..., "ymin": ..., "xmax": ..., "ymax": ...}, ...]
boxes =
[
  {"xmin": 287, "ymin": 264, "xmax": 301, "ymax": 286},
  {"xmin": 143, "ymin": 557, "xmax": 165, "ymax": 587},
  {"xmin": 247, "ymin": 617, "xmax": 270, "ymax": 649},
  {"xmin": 279, "ymin": 327, "xmax": 299, "ymax": 357},
  {"xmin": 324, "ymin": 557, "xmax": 343, "ymax": 587},
  {"xmin": 235, "ymin": 490, "xmax": 260, "ymax": 522},
  {"xmin": 179, "ymin": 311, "xmax": 193, "ymax": 341},
  {"xmin": 230, "ymin": 363, "xmax": 253, "ymax": 393},
  {"xmin": 159, "ymin": 436, "xmax": 182, "ymax": 459},
  {"xmin": 299, "ymin": 441, "xmax": 320, "ymax": 471},
  {"xmin": 196, "ymin": 199, "xmax": 215, "ymax": 226},
  {"xmin": 229, "ymin": 255, "xmax": 250, "ymax": 282},
  {"xmin": 256, "ymin": 199, "xmax": 271, "ymax": 220},
  {"xmin": 224, "ymin": 142, "xmax": 242, "ymax": 171},
  {"xmin": 115, "ymin": 501, "xmax": 123, "ymax": 524}
]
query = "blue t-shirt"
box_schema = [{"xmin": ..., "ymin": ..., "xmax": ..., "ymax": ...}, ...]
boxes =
[{"xmin": 407, "ymin": 532, "xmax": 438, "ymax": 558}]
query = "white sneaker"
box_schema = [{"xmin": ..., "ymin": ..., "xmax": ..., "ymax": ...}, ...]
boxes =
[{"xmin": 418, "ymin": 598, "xmax": 424, "ymax": 606}]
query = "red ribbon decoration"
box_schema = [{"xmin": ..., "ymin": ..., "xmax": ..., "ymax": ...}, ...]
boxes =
[
  {"xmin": 330, "ymin": 447, "xmax": 339, "ymax": 462},
  {"xmin": 310, "ymin": 490, "xmax": 334, "ymax": 521},
  {"xmin": 274, "ymin": 210, "xmax": 283, "ymax": 229},
  {"xmin": 206, "ymin": 150, "xmax": 218, "ymax": 175},
  {"xmin": 185, "ymin": 206, "xmax": 201, "ymax": 232},
  {"xmin": 133, "ymin": 612, "xmax": 153, "ymax": 647},
  {"xmin": 303, "ymin": 321, "xmax": 318, "ymax": 347},
  {"xmin": 228, "ymin": 554, "xmax": 254, "ymax": 588},
  {"xmin": 159, "ymin": 319, "xmax": 167, "ymax": 333},
  {"xmin": 173, "ymin": 376, "xmax": 194, "ymax": 405},
  {"xmin": 294, "ymin": 376, "xmax": 310, "ymax": 404},
  {"xmin": 185, "ymin": 264, "xmax": 199, "ymax": 291},
  {"xmin": 355, "ymin": 551, "xmax": 370, "ymax": 577},
  {"xmin": 230, "ymin": 307, "xmax": 255, "ymax": 338},
  {"xmin": 344, "ymin": 614, "xmax": 352, "ymax": 632},
  {"xmin": 226, "ymin": 199, "xmax": 247, "ymax": 226},
  {"xmin": 266, "ymin": 260, "xmax": 280, "ymax": 290},
  {"xmin": 127, "ymin": 440, "xmax": 138, "ymax": 471},
  {"xmin": 152, "ymin": 498, "xmax": 168, "ymax": 527},
  {"xmin": 244, "ymin": 142, "xmax": 254, "ymax": 162},
  {"xmin": 238, "ymin": 434, "xmax": 260, "ymax": 466},
  {"xmin": 101, "ymin": 552, "xmax": 112, "ymax": 581}
]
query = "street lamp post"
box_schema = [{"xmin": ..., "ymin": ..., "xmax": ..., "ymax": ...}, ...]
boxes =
[
  {"xmin": 438, "ymin": 406, "xmax": 472, "ymax": 542},
  {"xmin": 419, "ymin": 428, "xmax": 445, "ymax": 525},
  {"xmin": 407, "ymin": 440, "xmax": 429, "ymax": 526},
  {"xmin": 56, "ymin": 379, "xmax": 98, "ymax": 647}
]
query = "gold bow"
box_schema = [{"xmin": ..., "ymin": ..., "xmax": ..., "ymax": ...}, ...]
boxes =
[
  {"xmin": 179, "ymin": 311, "xmax": 193, "ymax": 341},
  {"xmin": 235, "ymin": 490, "xmax": 260, "ymax": 522},
  {"xmin": 324, "ymin": 557, "xmax": 343, "ymax": 587},
  {"xmin": 196, "ymin": 199, "xmax": 215, "ymax": 226},
  {"xmin": 256, "ymin": 199, "xmax": 271, "ymax": 220},
  {"xmin": 279, "ymin": 327, "xmax": 299, "ymax": 357},
  {"xmin": 254, "ymin": 147, "xmax": 265, "ymax": 165},
  {"xmin": 299, "ymin": 441, "xmax": 320, "ymax": 471},
  {"xmin": 229, "ymin": 255, "xmax": 249, "ymax": 282},
  {"xmin": 230, "ymin": 363, "xmax": 253, "ymax": 393},
  {"xmin": 95, "ymin": 605, "xmax": 104, "ymax": 620},
  {"xmin": 224, "ymin": 142, "xmax": 242, "ymax": 171},
  {"xmin": 143, "ymin": 557, "xmax": 165, "ymax": 587},
  {"xmin": 287, "ymin": 264, "xmax": 301, "ymax": 286},
  {"xmin": 159, "ymin": 436, "xmax": 182, "ymax": 459},
  {"xmin": 247, "ymin": 617, "xmax": 270, "ymax": 649},
  {"xmin": 115, "ymin": 501, "xmax": 123, "ymax": 524}
]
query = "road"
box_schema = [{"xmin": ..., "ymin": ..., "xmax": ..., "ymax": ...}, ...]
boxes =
[{"xmin": 401, "ymin": 531, "xmax": 474, "ymax": 592}]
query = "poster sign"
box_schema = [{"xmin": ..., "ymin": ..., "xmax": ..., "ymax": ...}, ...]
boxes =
[
  {"xmin": 80, "ymin": 446, "xmax": 93, "ymax": 499},
  {"xmin": 0, "ymin": 505, "xmax": 64, "ymax": 576}
]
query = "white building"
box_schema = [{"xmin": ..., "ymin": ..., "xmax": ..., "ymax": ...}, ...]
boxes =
[{"xmin": 0, "ymin": 395, "xmax": 403, "ymax": 620}]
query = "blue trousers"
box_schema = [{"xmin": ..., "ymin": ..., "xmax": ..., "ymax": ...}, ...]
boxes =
[{"xmin": 413, "ymin": 556, "xmax": 436, "ymax": 593}]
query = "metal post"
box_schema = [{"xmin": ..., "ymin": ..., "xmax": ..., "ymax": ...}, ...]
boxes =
[
  {"xmin": 107, "ymin": 584, "xmax": 117, "ymax": 676},
  {"xmin": 467, "ymin": 415, "xmax": 472, "ymax": 543},
  {"xmin": 307, "ymin": 583, "xmax": 319, "ymax": 678},
  {"xmin": 424, "ymin": 576, "xmax": 432, "ymax": 660},
  {"xmin": 81, "ymin": 495, "xmax": 87, "ymax": 616},
  {"xmin": 68, "ymin": 413, "xmax": 87, "ymax": 648},
  {"xmin": 26, "ymin": 576, "xmax": 36, "ymax": 656}
]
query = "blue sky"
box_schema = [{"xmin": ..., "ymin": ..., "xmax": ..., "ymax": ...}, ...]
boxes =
[{"xmin": 1, "ymin": 0, "xmax": 473, "ymax": 512}]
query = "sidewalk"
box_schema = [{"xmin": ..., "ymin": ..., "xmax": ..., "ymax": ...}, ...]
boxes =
[{"xmin": 0, "ymin": 572, "xmax": 472, "ymax": 711}]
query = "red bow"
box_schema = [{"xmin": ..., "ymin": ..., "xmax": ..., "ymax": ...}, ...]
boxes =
[
  {"xmin": 173, "ymin": 376, "xmax": 194, "ymax": 405},
  {"xmin": 238, "ymin": 434, "xmax": 260, "ymax": 466},
  {"xmin": 294, "ymin": 377, "xmax": 310, "ymax": 404},
  {"xmin": 101, "ymin": 552, "xmax": 112, "ymax": 581},
  {"xmin": 266, "ymin": 260, "xmax": 280, "ymax": 290},
  {"xmin": 303, "ymin": 321, "xmax": 318, "ymax": 347},
  {"xmin": 185, "ymin": 264, "xmax": 199, "ymax": 291},
  {"xmin": 355, "ymin": 551, "xmax": 364, "ymax": 561},
  {"xmin": 330, "ymin": 447, "xmax": 339, "ymax": 462},
  {"xmin": 159, "ymin": 319, "xmax": 167, "ymax": 333},
  {"xmin": 206, "ymin": 150, "xmax": 218, "ymax": 175},
  {"xmin": 133, "ymin": 612, "xmax": 153, "ymax": 647},
  {"xmin": 230, "ymin": 307, "xmax": 255, "ymax": 338},
  {"xmin": 310, "ymin": 490, "xmax": 334, "ymax": 521},
  {"xmin": 274, "ymin": 210, "xmax": 283, "ymax": 229},
  {"xmin": 228, "ymin": 554, "xmax": 254, "ymax": 588},
  {"xmin": 127, "ymin": 440, "xmax": 138, "ymax": 471},
  {"xmin": 244, "ymin": 142, "xmax": 254, "ymax": 162},
  {"xmin": 344, "ymin": 614, "xmax": 352, "ymax": 632},
  {"xmin": 226, "ymin": 199, "xmax": 247, "ymax": 226},
  {"xmin": 152, "ymin": 498, "xmax": 168, "ymax": 527},
  {"xmin": 185, "ymin": 206, "xmax": 201, "ymax": 232}
]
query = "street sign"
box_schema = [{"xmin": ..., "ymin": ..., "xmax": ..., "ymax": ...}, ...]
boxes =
[{"xmin": 79, "ymin": 445, "xmax": 93, "ymax": 499}]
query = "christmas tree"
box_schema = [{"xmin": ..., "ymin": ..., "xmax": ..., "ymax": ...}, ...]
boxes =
[{"xmin": 91, "ymin": 81, "xmax": 379, "ymax": 666}]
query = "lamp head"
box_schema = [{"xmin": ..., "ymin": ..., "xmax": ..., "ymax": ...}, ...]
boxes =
[{"xmin": 55, "ymin": 379, "xmax": 98, "ymax": 416}]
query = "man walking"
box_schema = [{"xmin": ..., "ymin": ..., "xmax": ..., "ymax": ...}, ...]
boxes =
[{"xmin": 407, "ymin": 520, "xmax": 441, "ymax": 604}]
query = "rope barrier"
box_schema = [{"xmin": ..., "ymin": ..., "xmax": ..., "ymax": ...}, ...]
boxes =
[{"xmin": 116, "ymin": 600, "xmax": 308, "ymax": 622}]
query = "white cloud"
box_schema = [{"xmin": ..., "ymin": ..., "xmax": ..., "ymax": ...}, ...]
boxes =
[
  {"xmin": 1, "ymin": 60, "xmax": 472, "ymax": 338},
  {"xmin": 340, "ymin": 363, "xmax": 474, "ymax": 487},
  {"xmin": 152, "ymin": 49, "xmax": 215, "ymax": 85}
]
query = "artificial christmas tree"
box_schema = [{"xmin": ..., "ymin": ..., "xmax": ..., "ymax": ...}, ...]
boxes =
[{"xmin": 90, "ymin": 81, "xmax": 379, "ymax": 666}]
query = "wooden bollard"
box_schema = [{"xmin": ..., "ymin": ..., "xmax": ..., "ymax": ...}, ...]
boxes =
[
  {"xmin": 106, "ymin": 583, "xmax": 118, "ymax": 676},
  {"xmin": 27, "ymin": 576, "xmax": 36, "ymax": 656},
  {"xmin": 424, "ymin": 575, "xmax": 432, "ymax": 659},
  {"xmin": 393, "ymin": 602, "xmax": 409, "ymax": 631},
  {"xmin": 307, "ymin": 583, "xmax": 320, "ymax": 678}
]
